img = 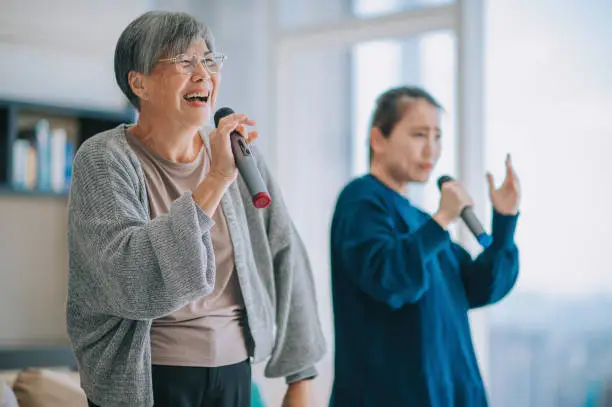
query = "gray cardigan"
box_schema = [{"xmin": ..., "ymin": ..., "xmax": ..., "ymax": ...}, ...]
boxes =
[{"xmin": 66, "ymin": 125, "xmax": 326, "ymax": 407}]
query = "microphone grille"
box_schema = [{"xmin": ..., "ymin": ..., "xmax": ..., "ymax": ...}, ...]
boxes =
[
  {"xmin": 214, "ymin": 107, "xmax": 235, "ymax": 128},
  {"xmin": 436, "ymin": 175, "xmax": 454, "ymax": 191}
]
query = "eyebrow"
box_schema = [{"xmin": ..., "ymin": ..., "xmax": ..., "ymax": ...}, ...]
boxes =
[
  {"xmin": 411, "ymin": 126, "xmax": 441, "ymax": 132},
  {"xmin": 178, "ymin": 51, "xmax": 212, "ymax": 58}
]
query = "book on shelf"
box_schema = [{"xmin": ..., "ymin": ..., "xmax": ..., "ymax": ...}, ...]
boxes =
[{"xmin": 11, "ymin": 119, "xmax": 74, "ymax": 194}]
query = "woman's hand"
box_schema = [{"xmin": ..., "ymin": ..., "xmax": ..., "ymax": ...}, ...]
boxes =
[
  {"xmin": 208, "ymin": 113, "xmax": 258, "ymax": 184},
  {"xmin": 192, "ymin": 113, "xmax": 258, "ymax": 216},
  {"xmin": 487, "ymin": 154, "xmax": 521, "ymax": 215},
  {"xmin": 282, "ymin": 380, "xmax": 312, "ymax": 407},
  {"xmin": 433, "ymin": 180, "xmax": 474, "ymax": 229}
]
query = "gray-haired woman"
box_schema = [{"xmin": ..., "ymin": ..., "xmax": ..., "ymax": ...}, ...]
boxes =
[{"xmin": 66, "ymin": 11, "xmax": 325, "ymax": 407}]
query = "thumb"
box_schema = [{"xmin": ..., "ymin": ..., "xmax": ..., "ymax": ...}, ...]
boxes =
[{"xmin": 486, "ymin": 172, "xmax": 495, "ymax": 193}]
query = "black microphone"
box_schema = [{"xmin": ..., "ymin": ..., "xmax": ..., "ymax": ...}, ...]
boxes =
[
  {"xmin": 437, "ymin": 175, "xmax": 492, "ymax": 248},
  {"xmin": 213, "ymin": 107, "xmax": 271, "ymax": 209}
]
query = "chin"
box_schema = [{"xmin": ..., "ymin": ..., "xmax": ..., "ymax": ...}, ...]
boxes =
[
  {"xmin": 410, "ymin": 178, "xmax": 428, "ymax": 184},
  {"xmin": 187, "ymin": 109, "xmax": 211, "ymax": 127},
  {"xmin": 410, "ymin": 172, "xmax": 431, "ymax": 183}
]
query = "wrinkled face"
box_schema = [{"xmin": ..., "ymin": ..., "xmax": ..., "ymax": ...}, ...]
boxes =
[
  {"xmin": 371, "ymin": 99, "xmax": 442, "ymax": 184},
  {"xmin": 129, "ymin": 41, "xmax": 221, "ymax": 127}
]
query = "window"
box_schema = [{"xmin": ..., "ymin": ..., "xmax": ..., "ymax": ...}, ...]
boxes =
[
  {"xmin": 354, "ymin": 0, "xmax": 454, "ymax": 19},
  {"xmin": 278, "ymin": 0, "xmax": 455, "ymax": 29},
  {"xmin": 485, "ymin": 0, "xmax": 612, "ymax": 405}
]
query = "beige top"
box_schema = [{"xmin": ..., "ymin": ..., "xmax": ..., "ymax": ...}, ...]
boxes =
[{"xmin": 126, "ymin": 131, "xmax": 249, "ymax": 367}]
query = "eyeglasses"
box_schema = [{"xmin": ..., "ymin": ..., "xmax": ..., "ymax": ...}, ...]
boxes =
[{"xmin": 158, "ymin": 52, "xmax": 227, "ymax": 75}]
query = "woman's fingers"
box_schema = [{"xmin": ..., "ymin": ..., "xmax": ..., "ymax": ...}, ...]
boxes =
[{"xmin": 246, "ymin": 130, "xmax": 259, "ymax": 144}]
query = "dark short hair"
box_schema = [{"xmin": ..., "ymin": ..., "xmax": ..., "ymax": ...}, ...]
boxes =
[
  {"xmin": 114, "ymin": 11, "xmax": 216, "ymax": 110},
  {"xmin": 369, "ymin": 86, "xmax": 443, "ymax": 162}
]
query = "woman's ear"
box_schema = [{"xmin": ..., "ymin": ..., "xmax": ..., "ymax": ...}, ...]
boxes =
[
  {"xmin": 370, "ymin": 126, "xmax": 385, "ymax": 157},
  {"xmin": 128, "ymin": 71, "xmax": 148, "ymax": 100}
]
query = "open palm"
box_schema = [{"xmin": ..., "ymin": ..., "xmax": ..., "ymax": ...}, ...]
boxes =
[{"xmin": 487, "ymin": 154, "xmax": 521, "ymax": 215}]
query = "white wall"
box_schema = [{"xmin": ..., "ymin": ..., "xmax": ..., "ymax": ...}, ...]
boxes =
[
  {"xmin": 0, "ymin": 197, "xmax": 68, "ymax": 345},
  {"xmin": 0, "ymin": 0, "xmax": 153, "ymax": 110},
  {"xmin": 275, "ymin": 44, "xmax": 353, "ymax": 407}
]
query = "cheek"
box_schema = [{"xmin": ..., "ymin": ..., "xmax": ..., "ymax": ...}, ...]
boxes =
[
  {"xmin": 155, "ymin": 74, "xmax": 188, "ymax": 100},
  {"xmin": 402, "ymin": 139, "xmax": 422, "ymax": 160},
  {"xmin": 434, "ymin": 142, "xmax": 442, "ymax": 160},
  {"xmin": 210, "ymin": 74, "xmax": 221, "ymax": 103},
  {"xmin": 393, "ymin": 141, "xmax": 417, "ymax": 170}
]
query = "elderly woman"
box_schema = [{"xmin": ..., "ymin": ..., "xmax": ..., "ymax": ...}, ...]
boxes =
[{"xmin": 66, "ymin": 11, "xmax": 325, "ymax": 407}]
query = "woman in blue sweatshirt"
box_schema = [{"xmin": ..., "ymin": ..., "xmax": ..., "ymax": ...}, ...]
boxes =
[{"xmin": 329, "ymin": 86, "xmax": 520, "ymax": 407}]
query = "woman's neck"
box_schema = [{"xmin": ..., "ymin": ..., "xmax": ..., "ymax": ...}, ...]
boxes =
[
  {"xmin": 369, "ymin": 163, "xmax": 408, "ymax": 195},
  {"xmin": 129, "ymin": 113, "xmax": 203, "ymax": 163}
]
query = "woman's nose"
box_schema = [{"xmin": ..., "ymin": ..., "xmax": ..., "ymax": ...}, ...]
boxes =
[{"xmin": 191, "ymin": 63, "xmax": 211, "ymax": 82}]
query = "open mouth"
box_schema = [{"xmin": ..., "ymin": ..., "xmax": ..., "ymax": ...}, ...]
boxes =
[{"xmin": 183, "ymin": 91, "xmax": 210, "ymax": 104}]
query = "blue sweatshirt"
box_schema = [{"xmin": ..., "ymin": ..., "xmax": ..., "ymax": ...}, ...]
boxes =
[{"xmin": 329, "ymin": 174, "xmax": 519, "ymax": 407}]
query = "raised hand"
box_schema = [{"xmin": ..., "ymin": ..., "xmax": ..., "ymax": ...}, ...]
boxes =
[{"xmin": 487, "ymin": 154, "xmax": 521, "ymax": 215}]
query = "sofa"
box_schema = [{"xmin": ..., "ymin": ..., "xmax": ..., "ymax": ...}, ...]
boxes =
[{"xmin": 0, "ymin": 368, "xmax": 86, "ymax": 407}]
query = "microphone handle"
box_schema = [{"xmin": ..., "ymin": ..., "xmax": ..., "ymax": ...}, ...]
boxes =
[
  {"xmin": 230, "ymin": 132, "xmax": 271, "ymax": 209},
  {"xmin": 461, "ymin": 206, "xmax": 492, "ymax": 248}
]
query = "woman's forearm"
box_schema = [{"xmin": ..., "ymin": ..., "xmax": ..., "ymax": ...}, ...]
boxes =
[{"xmin": 192, "ymin": 174, "xmax": 231, "ymax": 216}]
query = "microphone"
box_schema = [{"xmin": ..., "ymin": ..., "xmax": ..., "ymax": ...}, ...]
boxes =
[
  {"xmin": 213, "ymin": 107, "xmax": 271, "ymax": 209},
  {"xmin": 437, "ymin": 175, "xmax": 492, "ymax": 248}
]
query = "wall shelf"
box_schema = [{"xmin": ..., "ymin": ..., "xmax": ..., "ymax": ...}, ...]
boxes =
[
  {"xmin": 0, "ymin": 185, "xmax": 69, "ymax": 198},
  {"xmin": 0, "ymin": 99, "xmax": 135, "ymax": 198}
]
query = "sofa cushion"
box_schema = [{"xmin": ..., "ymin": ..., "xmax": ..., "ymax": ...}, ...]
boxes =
[
  {"xmin": 12, "ymin": 369, "xmax": 87, "ymax": 407},
  {"xmin": 0, "ymin": 371, "xmax": 20, "ymax": 389}
]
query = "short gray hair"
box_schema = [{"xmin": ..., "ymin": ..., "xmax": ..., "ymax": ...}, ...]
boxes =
[{"xmin": 114, "ymin": 11, "xmax": 216, "ymax": 109}]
